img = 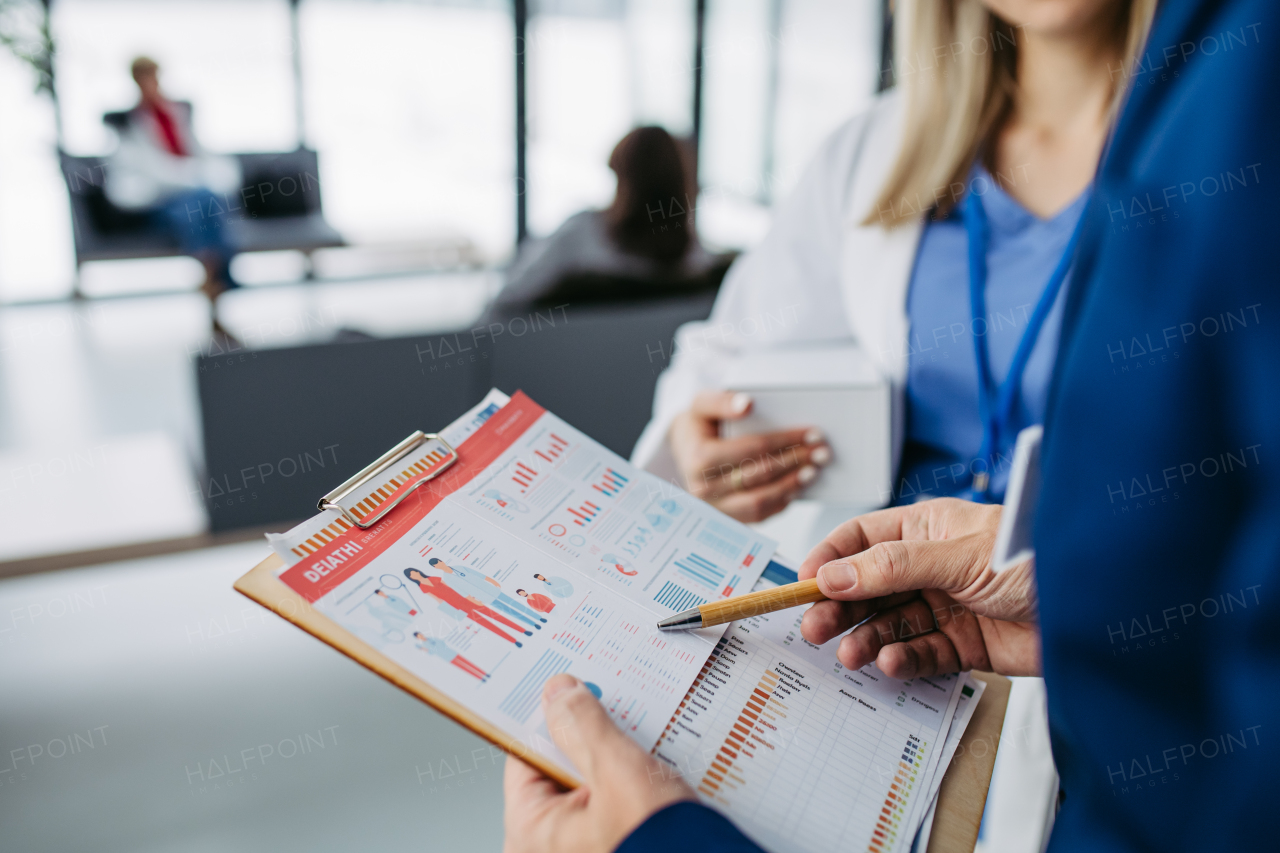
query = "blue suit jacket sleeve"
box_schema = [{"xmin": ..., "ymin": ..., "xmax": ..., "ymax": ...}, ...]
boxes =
[
  {"xmin": 617, "ymin": 803, "xmax": 763, "ymax": 853},
  {"xmin": 1036, "ymin": 1, "xmax": 1280, "ymax": 851}
]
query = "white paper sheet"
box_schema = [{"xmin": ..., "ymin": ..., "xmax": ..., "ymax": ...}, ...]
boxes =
[
  {"xmin": 654, "ymin": 564, "xmax": 977, "ymax": 853},
  {"xmin": 266, "ymin": 390, "xmax": 776, "ymax": 779}
]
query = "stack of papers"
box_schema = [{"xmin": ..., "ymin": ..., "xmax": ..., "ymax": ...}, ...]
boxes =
[
  {"xmin": 262, "ymin": 390, "xmax": 984, "ymax": 850},
  {"xmin": 653, "ymin": 562, "xmax": 984, "ymax": 853}
]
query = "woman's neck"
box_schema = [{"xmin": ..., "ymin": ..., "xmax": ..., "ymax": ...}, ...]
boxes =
[
  {"xmin": 994, "ymin": 18, "xmax": 1121, "ymax": 218},
  {"xmin": 1019, "ymin": 27, "xmax": 1116, "ymax": 124}
]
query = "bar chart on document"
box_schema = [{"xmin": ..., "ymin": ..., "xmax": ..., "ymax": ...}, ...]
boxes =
[
  {"xmin": 459, "ymin": 411, "xmax": 772, "ymax": 614},
  {"xmin": 653, "ymin": 607, "xmax": 961, "ymax": 853},
  {"xmin": 544, "ymin": 591, "xmax": 706, "ymax": 739},
  {"xmin": 494, "ymin": 591, "xmax": 704, "ymax": 735}
]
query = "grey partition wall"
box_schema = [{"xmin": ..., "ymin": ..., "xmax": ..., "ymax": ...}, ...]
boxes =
[
  {"xmin": 196, "ymin": 293, "xmax": 716, "ymax": 532},
  {"xmin": 196, "ymin": 336, "xmax": 487, "ymax": 532},
  {"xmin": 487, "ymin": 293, "xmax": 717, "ymax": 458}
]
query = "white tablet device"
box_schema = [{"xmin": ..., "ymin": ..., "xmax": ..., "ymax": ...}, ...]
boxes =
[{"xmin": 720, "ymin": 345, "xmax": 891, "ymax": 506}]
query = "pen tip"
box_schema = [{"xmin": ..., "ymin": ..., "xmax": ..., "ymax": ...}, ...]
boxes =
[{"xmin": 657, "ymin": 608, "xmax": 704, "ymax": 631}]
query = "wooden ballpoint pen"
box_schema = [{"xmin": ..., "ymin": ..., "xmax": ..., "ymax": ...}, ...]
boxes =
[{"xmin": 655, "ymin": 578, "xmax": 828, "ymax": 630}]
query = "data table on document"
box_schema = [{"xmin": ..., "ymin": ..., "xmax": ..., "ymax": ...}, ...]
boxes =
[{"xmin": 655, "ymin": 613, "xmax": 958, "ymax": 853}]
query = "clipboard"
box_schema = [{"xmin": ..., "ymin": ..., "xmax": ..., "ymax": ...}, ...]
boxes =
[
  {"xmin": 235, "ymin": 422, "xmax": 578, "ymax": 788},
  {"xmin": 234, "ymin": 418, "xmax": 1011, "ymax": 850}
]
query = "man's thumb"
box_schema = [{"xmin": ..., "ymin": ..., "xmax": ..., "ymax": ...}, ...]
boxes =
[{"xmin": 542, "ymin": 674, "xmax": 631, "ymax": 782}]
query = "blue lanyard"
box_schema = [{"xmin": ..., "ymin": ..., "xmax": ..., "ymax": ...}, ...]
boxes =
[{"xmin": 961, "ymin": 189, "xmax": 1085, "ymax": 502}]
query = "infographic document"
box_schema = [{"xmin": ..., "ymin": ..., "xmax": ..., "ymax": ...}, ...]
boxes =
[{"xmin": 269, "ymin": 390, "xmax": 776, "ymax": 776}]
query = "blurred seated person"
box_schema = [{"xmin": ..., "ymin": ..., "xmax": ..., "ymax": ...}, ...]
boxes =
[
  {"xmin": 495, "ymin": 126, "xmax": 721, "ymax": 308},
  {"xmin": 104, "ymin": 57, "xmax": 242, "ymax": 316}
]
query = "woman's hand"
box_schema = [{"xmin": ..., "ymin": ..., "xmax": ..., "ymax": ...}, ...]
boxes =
[
  {"xmin": 798, "ymin": 498, "xmax": 1041, "ymax": 678},
  {"xmin": 503, "ymin": 675, "xmax": 695, "ymax": 853},
  {"xmin": 668, "ymin": 391, "xmax": 831, "ymax": 522}
]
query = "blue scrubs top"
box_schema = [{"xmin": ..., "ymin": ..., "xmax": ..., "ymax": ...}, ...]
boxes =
[{"xmin": 897, "ymin": 167, "xmax": 1089, "ymax": 503}]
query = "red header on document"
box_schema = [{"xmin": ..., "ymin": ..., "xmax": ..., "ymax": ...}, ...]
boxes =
[{"xmin": 279, "ymin": 391, "xmax": 545, "ymax": 602}]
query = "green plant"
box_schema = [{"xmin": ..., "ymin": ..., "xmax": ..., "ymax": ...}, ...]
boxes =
[{"xmin": 0, "ymin": 0, "xmax": 55, "ymax": 96}]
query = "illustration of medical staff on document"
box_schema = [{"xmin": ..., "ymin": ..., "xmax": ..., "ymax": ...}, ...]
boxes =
[{"xmin": 309, "ymin": 498, "xmax": 718, "ymax": 757}]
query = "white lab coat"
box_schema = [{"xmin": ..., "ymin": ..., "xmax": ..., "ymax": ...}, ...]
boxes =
[
  {"xmin": 632, "ymin": 89, "xmax": 923, "ymax": 482},
  {"xmin": 104, "ymin": 103, "xmax": 241, "ymax": 211},
  {"xmin": 630, "ymin": 88, "xmax": 1060, "ymax": 853}
]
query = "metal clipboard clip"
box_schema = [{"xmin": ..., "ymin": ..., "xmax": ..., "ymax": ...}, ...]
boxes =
[{"xmin": 317, "ymin": 431, "xmax": 458, "ymax": 529}]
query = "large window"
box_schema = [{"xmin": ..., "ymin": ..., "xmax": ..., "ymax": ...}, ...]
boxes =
[
  {"xmin": 300, "ymin": 0, "xmax": 514, "ymax": 257},
  {"xmin": 0, "ymin": 12, "xmax": 71, "ymax": 302},
  {"xmin": 524, "ymin": 0, "xmax": 878, "ymax": 250},
  {"xmin": 0, "ymin": 0, "xmax": 879, "ymax": 303},
  {"xmin": 525, "ymin": 0, "xmax": 694, "ymax": 237},
  {"xmin": 698, "ymin": 0, "xmax": 879, "ymax": 248},
  {"xmin": 55, "ymin": 0, "xmax": 297, "ymax": 155}
]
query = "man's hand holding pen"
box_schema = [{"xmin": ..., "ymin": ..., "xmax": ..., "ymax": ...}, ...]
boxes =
[{"xmin": 798, "ymin": 498, "xmax": 1041, "ymax": 679}]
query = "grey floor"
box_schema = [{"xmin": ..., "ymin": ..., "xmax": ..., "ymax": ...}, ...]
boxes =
[
  {"xmin": 0, "ymin": 272, "xmax": 500, "ymax": 464},
  {"xmin": 0, "ymin": 272, "xmax": 503, "ymax": 561},
  {"xmin": 0, "ymin": 541, "xmax": 505, "ymax": 853}
]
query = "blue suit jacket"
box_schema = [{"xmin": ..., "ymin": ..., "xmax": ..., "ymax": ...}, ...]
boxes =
[
  {"xmin": 621, "ymin": 1, "xmax": 1279, "ymax": 851},
  {"xmin": 1035, "ymin": 0, "xmax": 1278, "ymax": 850}
]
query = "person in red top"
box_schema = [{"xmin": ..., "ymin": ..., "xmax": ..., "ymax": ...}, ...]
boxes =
[
  {"xmin": 515, "ymin": 589, "xmax": 556, "ymax": 614},
  {"xmin": 104, "ymin": 57, "xmax": 243, "ymax": 334},
  {"xmin": 404, "ymin": 568, "xmax": 531, "ymax": 647}
]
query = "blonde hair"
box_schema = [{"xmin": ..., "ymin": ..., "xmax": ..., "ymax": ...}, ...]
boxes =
[{"xmin": 865, "ymin": 0, "xmax": 1156, "ymax": 227}]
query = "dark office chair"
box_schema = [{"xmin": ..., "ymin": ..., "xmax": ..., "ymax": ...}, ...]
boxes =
[{"xmin": 511, "ymin": 253, "xmax": 736, "ymax": 310}]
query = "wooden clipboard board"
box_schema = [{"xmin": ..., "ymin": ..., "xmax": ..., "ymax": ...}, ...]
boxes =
[
  {"xmin": 928, "ymin": 671, "xmax": 1011, "ymax": 853},
  {"xmin": 236, "ymin": 551, "xmax": 1011, "ymax": 852}
]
